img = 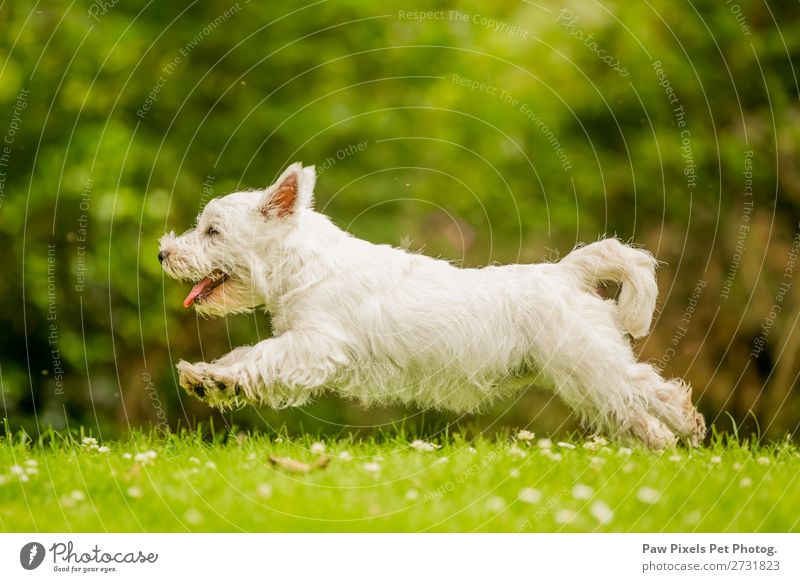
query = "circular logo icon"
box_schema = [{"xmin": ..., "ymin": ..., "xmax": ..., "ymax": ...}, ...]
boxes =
[{"xmin": 20, "ymin": 542, "xmax": 46, "ymax": 570}]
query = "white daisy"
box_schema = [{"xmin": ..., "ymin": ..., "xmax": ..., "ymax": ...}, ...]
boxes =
[
  {"xmin": 518, "ymin": 487, "xmax": 542, "ymax": 504},
  {"xmin": 590, "ymin": 501, "xmax": 614, "ymax": 524},
  {"xmin": 572, "ymin": 484, "xmax": 594, "ymax": 500},
  {"xmin": 410, "ymin": 440, "xmax": 439, "ymax": 452},
  {"xmin": 516, "ymin": 430, "xmax": 535, "ymax": 441},
  {"xmin": 486, "ymin": 496, "xmax": 506, "ymax": 512},
  {"xmin": 637, "ymin": 487, "xmax": 660, "ymax": 504},
  {"xmin": 555, "ymin": 509, "xmax": 577, "ymax": 524}
]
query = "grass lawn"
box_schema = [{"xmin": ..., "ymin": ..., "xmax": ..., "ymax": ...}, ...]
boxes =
[{"xmin": 0, "ymin": 428, "xmax": 797, "ymax": 532}]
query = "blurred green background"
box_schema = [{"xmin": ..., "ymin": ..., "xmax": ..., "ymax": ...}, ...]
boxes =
[{"xmin": 1, "ymin": 0, "xmax": 798, "ymax": 440}]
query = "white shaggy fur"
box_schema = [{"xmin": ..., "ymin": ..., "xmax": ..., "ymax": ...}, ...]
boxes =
[{"xmin": 159, "ymin": 163, "xmax": 705, "ymax": 448}]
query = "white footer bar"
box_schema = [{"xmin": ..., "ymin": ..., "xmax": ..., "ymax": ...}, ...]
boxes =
[{"xmin": 1, "ymin": 533, "xmax": 797, "ymax": 581}]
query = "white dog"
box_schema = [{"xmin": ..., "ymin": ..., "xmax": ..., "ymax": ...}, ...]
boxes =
[{"xmin": 159, "ymin": 163, "xmax": 705, "ymax": 448}]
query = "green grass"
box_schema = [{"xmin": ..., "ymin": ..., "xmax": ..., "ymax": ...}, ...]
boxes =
[{"xmin": 0, "ymin": 428, "xmax": 798, "ymax": 532}]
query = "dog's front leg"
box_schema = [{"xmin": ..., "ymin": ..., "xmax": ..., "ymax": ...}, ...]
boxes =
[{"xmin": 177, "ymin": 332, "xmax": 344, "ymax": 409}]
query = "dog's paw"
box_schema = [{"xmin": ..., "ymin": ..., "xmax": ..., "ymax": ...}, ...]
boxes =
[{"xmin": 177, "ymin": 360, "xmax": 243, "ymax": 408}]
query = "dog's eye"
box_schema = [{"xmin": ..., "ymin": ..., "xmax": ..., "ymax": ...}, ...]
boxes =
[{"xmin": 206, "ymin": 226, "xmax": 219, "ymax": 237}]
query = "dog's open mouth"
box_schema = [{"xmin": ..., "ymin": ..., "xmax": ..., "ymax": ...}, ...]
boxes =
[{"xmin": 183, "ymin": 269, "xmax": 229, "ymax": 308}]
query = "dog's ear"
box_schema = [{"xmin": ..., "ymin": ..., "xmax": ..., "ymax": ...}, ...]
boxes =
[{"xmin": 260, "ymin": 163, "xmax": 315, "ymax": 219}]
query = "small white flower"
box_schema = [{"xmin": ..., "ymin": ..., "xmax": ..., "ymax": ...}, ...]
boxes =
[
  {"xmin": 410, "ymin": 440, "xmax": 438, "ymax": 452},
  {"xmin": 555, "ymin": 509, "xmax": 577, "ymax": 524},
  {"xmin": 25, "ymin": 459, "xmax": 38, "ymax": 467},
  {"xmin": 509, "ymin": 445, "xmax": 527, "ymax": 458},
  {"xmin": 189, "ymin": 457, "xmax": 201, "ymax": 464},
  {"xmin": 257, "ymin": 484, "xmax": 273, "ymax": 498},
  {"xmin": 466, "ymin": 447, "xmax": 477, "ymax": 454},
  {"xmin": 739, "ymin": 477, "xmax": 752, "ymax": 488},
  {"xmin": 184, "ymin": 508, "xmax": 203, "ymax": 525},
  {"xmin": 363, "ymin": 462, "xmax": 381, "ymax": 473},
  {"xmin": 733, "ymin": 462, "xmax": 742, "ymax": 470},
  {"xmin": 9, "ymin": 465, "xmax": 23, "ymax": 475},
  {"xmin": 589, "ymin": 456, "xmax": 606, "ymax": 466},
  {"xmin": 274, "ymin": 437, "xmax": 284, "ymax": 443},
  {"xmin": 537, "ymin": 438, "xmax": 552, "ymax": 449},
  {"xmin": 757, "ymin": 456, "xmax": 770, "ymax": 466},
  {"xmin": 710, "ymin": 455, "xmax": 722, "ymax": 464},
  {"xmin": 486, "ymin": 496, "xmax": 506, "ymax": 512},
  {"xmin": 122, "ymin": 453, "xmax": 132, "ymax": 460},
  {"xmin": 590, "ymin": 501, "xmax": 614, "ymax": 524},
  {"xmin": 25, "ymin": 466, "xmax": 38, "ymax": 475},
  {"xmin": 310, "ymin": 442, "xmax": 326, "ymax": 455},
  {"xmin": 435, "ymin": 457, "xmax": 449, "ymax": 465},
  {"xmin": 518, "ymin": 487, "xmax": 542, "ymax": 504},
  {"xmin": 685, "ymin": 510, "xmax": 701, "ymax": 524},
  {"xmin": 205, "ymin": 461, "xmax": 216, "ymax": 469},
  {"xmin": 97, "ymin": 446, "xmax": 110, "ymax": 454},
  {"xmin": 557, "ymin": 442, "xmax": 576, "ymax": 449},
  {"xmin": 572, "ymin": 484, "xmax": 594, "ymax": 500},
  {"xmin": 405, "ymin": 488, "xmax": 419, "ymax": 501},
  {"xmin": 637, "ymin": 487, "xmax": 660, "ymax": 504},
  {"xmin": 339, "ymin": 451, "xmax": 352, "ymax": 460},
  {"xmin": 618, "ymin": 447, "xmax": 633, "ymax": 456},
  {"xmin": 70, "ymin": 489, "xmax": 85, "ymax": 501},
  {"xmin": 127, "ymin": 486, "xmax": 143, "ymax": 498},
  {"xmin": 82, "ymin": 437, "xmax": 98, "ymax": 446},
  {"xmin": 669, "ymin": 454, "xmax": 682, "ymax": 462},
  {"xmin": 516, "ymin": 430, "xmax": 535, "ymax": 441},
  {"xmin": 509, "ymin": 468, "xmax": 520, "ymax": 478}
]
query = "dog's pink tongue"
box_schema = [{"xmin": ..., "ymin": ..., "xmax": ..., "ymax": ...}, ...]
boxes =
[{"xmin": 183, "ymin": 277, "xmax": 213, "ymax": 308}]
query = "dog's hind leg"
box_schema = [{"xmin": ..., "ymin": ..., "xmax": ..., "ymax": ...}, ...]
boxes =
[
  {"xmin": 628, "ymin": 363, "xmax": 706, "ymax": 446},
  {"xmin": 535, "ymin": 305, "xmax": 677, "ymax": 448}
]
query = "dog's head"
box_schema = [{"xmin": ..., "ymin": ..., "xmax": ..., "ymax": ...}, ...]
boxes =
[{"xmin": 158, "ymin": 162, "xmax": 316, "ymax": 317}]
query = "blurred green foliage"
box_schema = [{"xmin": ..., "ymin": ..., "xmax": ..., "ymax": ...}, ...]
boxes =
[{"xmin": 1, "ymin": 1, "xmax": 798, "ymax": 438}]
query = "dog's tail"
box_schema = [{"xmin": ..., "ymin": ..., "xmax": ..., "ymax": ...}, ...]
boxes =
[{"xmin": 561, "ymin": 238, "xmax": 658, "ymax": 339}]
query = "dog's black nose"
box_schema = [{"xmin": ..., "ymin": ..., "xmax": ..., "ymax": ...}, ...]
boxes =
[{"xmin": 158, "ymin": 250, "xmax": 168, "ymax": 263}]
